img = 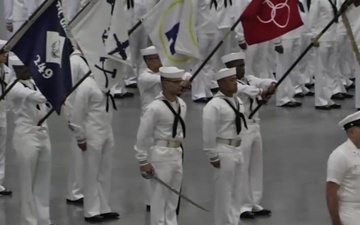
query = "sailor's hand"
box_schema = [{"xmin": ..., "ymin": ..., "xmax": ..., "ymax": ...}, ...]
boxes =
[
  {"xmin": 6, "ymin": 23, "xmax": 13, "ymax": 32},
  {"xmin": 181, "ymin": 80, "xmax": 192, "ymax": 90},
  {"xmin": 140, "ymin": 163, "xmax": 155, "ymax": 179},
  {"xmin": 210, "ymin": 160, "xmax": 220, "ymax": 168},
  {"xmin": 274, "ymin": 45, "xmax": 284, "ymax": 54},
  {"xmin": 267, "ymin": 82, "xmax": 277, "ymax": 95},
  {"xmin": 77, "ymin": 142, "xmax": 87, "ymax": 151}
]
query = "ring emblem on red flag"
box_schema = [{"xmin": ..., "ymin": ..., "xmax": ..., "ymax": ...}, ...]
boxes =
[{"xmin": 257, "ymin": 0, "xmax": 290, "ymax": 28}]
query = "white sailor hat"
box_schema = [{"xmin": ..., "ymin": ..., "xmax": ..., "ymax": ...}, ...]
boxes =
[
  {"xmin": 339, "ymin": 111, "xmax": 360, "ymax": 130},
  {"xmin": 159, "ymin": 66, "xmax": 184, "ymax": 79},
  {"xmin": 9, "ymin": 55, "xmax": 24, "ymax": 66},
  {"xmin": 141, "ymin": 46, "xmax": 158, "ymax": 56},
  {"xmin": 215, "ymin": 67, "xmax": 236, "ymax": 81},
  {"xmin": 221, "ymin": 52, "xmax": 245, "ymax": 64},
  {"xmin": 0, "ymin": 40, "xmax": 7, "ymax": 51}
]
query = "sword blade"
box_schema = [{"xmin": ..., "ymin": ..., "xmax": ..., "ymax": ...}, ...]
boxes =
[{"xmin": 152, "ymin": 176, "xmax": 209, "ymax": 212}]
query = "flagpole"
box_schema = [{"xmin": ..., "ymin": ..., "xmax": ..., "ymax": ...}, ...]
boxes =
[
  {"xmin": 36, "ymin": 10, "xmax": 144, "ymax": 126},
  {"xmin": 248, "ymin": 0, "xmax": 356, "ymax": 119}
]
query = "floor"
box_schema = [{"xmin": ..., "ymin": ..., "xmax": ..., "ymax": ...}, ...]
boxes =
[{"xmin": 0, "ymin": 86, "xmax": 356, "ymax": 225}]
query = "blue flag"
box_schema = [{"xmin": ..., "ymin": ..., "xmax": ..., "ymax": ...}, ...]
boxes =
[{"xmin": 12, "ymin": 0, "xmax": 72, "ymax": 114}]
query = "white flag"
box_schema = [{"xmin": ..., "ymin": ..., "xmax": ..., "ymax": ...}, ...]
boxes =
[
  {"xmin": 105, "ymin": 0, "xmax": 132, "ymax": 65},
  {"xmin": 175, "ymin": 0, "xmax": 200, "ymax": 59},
  {"xmin": 142, "ymin": 0, "xmax": 199, "ymax": 68},
  {"xmin": 69, "ymin": 0, "xmax": 125, "ymax": 92}
]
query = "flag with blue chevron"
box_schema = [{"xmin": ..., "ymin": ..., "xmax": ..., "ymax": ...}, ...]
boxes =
[
  {"xmin": 105, "ymin": 0, "xmax": 132, "ymax": 65},
  {"xmin": 142, "ymin": 0, "xmax": 199, "ymax": 68},
  {"xmin": 11, "ymin": 0, "xmax": 72, "ymax": 114}
]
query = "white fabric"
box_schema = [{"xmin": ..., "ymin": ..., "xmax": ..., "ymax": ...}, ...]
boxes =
[
  {"xmin": 221, "ymin": 52, "xmax": 245, "ymax": 63},
  {"xmin": 309, "ymin": 0, "xmax": 338, "ymax": 42},
  {"xmin": 134, "ymin": 93, "xmax": 186, "ymax": 225},
  {"xmin": 245, "ymin": 42, "xmax": 271, "ymax": 79},
  {"xmin": 70, "ymin": 77, "xmax": 114, "ymax": 217},
  {"xmin": 314, "ymin": 42, "xmax": 338, "ymax": 106},
  {"xmin": 3, "ymin": 0, "xmax": 13, "ymax": 23},
  {"xmin": 338, "ymin": 111, "xmax": 360, "ymax": 129},
  {"xmin": 23, "ymin": 0, "xmax": 44, "ymax": 18},
  {"xmin": 275, "ymin": 39, "xmax": 297, "ymax": 106},
  {"xmin": 141, "ymin": 46, "xmax": 158, "ymax": 56},
  {"xmin": 64, "ymin": 50, "xmax": 89, "ymax": 201},
  {"xmin": 237, "ymin": 75, "xmax": 276, "ymax": 120},
  {"xmin": 134, "ymin": 93, "xmax": 186, "ymax": 164},
  {"xmin": 66, "ymin": 0, "xmax": 88, "ymax": 20},
  {"xmin": 159, "ymin": 67, "xmax": 184, "ymax": 79},
  {"xmin": 8, "ymin": 80, "xmax": 51, "ymax": 225},
  {"xmin": 203, "ymin": 91, "xmax": 244, "ymax": 161},
  {"xmin": 137, "ymin": 69, "xmax": 162, "ymax": 113},
  {"xmin": 203, "ymin": 91, "xmax": 245, "ymax": 225},
  {"xmin": 327, "ymin": 139, "xmax": 360, "ymax": 225},
  {"xmin": 215, "ymin": 68, "xmax": 236, "ymax": 81},
  {"xmin": 70, "ymin": 0, "xmax": 124, "ymax": 92},
  {"xmin": 191, "ymin": 33, "xmax": 215, "ymax": 100},
  {"xmin": 12, "ymin": 0, "xmax": 27, "ymax": 32},
  {"xmin": 195, "ymin": 0, "xmax": 217, "ymax": 34}
]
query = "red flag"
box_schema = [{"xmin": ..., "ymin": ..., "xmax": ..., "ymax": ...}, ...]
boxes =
[
  {"xmin": 355, "ymin": 0, "xmax": 360, "ymax": 7},
  {"xmin": 240, "ymin": 0, "xmax": 303, "ymax": 45}
]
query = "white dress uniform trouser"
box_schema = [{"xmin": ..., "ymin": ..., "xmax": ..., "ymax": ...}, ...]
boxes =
[
  {"xmin": 245, "ymin": 42, "xmax": 270, "ymax": 79},
  {"xmin": 66, "ymin": 135, "xmax": 84, "ymax": 201},
  {"xmin": 212, "ymin": 28, "xmax": 238, "ymax": 72},
  {"xmin": 150, "ymin": 146, "xmax": 182, "ymax": 225},
  {"xmin": 0, "ymin": 124, "xmax": 6, "ymax": 191},
  {"xmin": 337, "ymin": 34, "xmax": 353, "ymax": 88},
  {"xmin": 314, "ymin": 42, "xmax": 337, "ymax": 106},
  {"xmin": 354, "ymin": 57, "xmax": 360, "ymax": 109},
  {"xmin": 83, "ymin": 136, "xmax": 114, "ymax": 217},
  {"xmin": 14, "ymin": 128, "xmax": 51, "ymax": 225},
  {"xmin": 213, "ymin": 144, "xmax": 243, "ymax": 225},
  {"xmin": 239, "ymin": 123, "xmax": 264, "ymax": 214},
  {"xmin": 191, "ymin": 33, "xmax": 216, "ymax": 100},
  {"xmin": 275, "ymin": 39, "xmax": 297, "ymax": 106},
  {"xmin": 298, "ymin": 34, "xmax": 315, "ymax": 85},
  {"xmin": 340, "ymin": 202, "xmax": 360, "ymax": 225}
]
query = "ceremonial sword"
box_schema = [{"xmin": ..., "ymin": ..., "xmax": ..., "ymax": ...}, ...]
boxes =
[{"xmin": 142, "ymin": 172, "xmax": 209, "ymax": 212}]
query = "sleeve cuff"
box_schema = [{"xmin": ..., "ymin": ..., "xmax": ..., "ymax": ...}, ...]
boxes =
[
  {"xmin": 209, "ymin": 155, "xmax": 220, "ymax": 162},
  {"xmin": 326, "ymin": 178, "xmax": 341, "ymax": 185},
  {"xmin": 139, "ymin": 160, "xmax": 149, "ymax": 166},
  {"xmin": 77, "ymin": 138, "xmax": 86, "ymax": 144}
]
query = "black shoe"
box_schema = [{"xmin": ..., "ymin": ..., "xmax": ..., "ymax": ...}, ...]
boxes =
[
  {"xmin": 342, "ymin": 93, "xmax": 353, "ymax": 99},
  {"xmin": 193, "ymin": 98, "xmax": 210, "ymax": 103},
  {"xmin": 84, "ymin": 215, "xmax": 104, "ymax": 223},
  {"xmin": 293, "ymin": 101, "xmax": 302, "ymax": 107},
  {"xmin": 315, "ymin": 105, "xmax": 331, "ymax": 110},
  {"xmin": 126, "ymin": 83, "xmax": 137, "ymax": 88},
  {"xmin": 305, "ymin": 91, "xmax": 314, "ymax": 96},
  {"xmin": 294, "ymin": 93, "xmax": 304, "ymax": 98},
  {"xmin": 280, "ymin": 102, "xmax": 297, "ymax": 108},
  {"xmin": 305, "ymin": 83, "xmax": 314, "ymax": 89},
  {"xmin": 146, "ymin": 205, "xmax": 151, "ymax": 212},
  {"xmin": 240, "ymin": 211, "xmax": 255, "ymax": 219},
  {"xmin": 330, "ymin": 104, "xmax": 341, "ymax": 109},
  {"xmin": 253, "ymin": 209, "xmax": 272, "ymax": 216},
  {"xmin": 0, "ymin": 189, "xmax": 12, "ymax": 196},
  {"xmin": 66, "ymin": 198, "xmax": 84, "ymax": 205},
  {"xmin": 101, "ymin": 212, "xmax": 120, "ymax": 220},
  {"xmin": 331, "ymin": 93, "xmax": 345, "ymax": 100}
]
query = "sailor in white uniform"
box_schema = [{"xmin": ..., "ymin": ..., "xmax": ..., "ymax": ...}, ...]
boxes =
[
  {"xmin": 64, "ymin": 47, "xmax": 90, "ymax": 205},
  {"xmin": 203, "ymin": 67, "xmax": 246, "ymax": 225},
  {"xmin": 70, "ymin": 75, "xmax": 119, "ymax": 222},
  {"xmin": 221, "ymin": 52, "xmax": 274, "ymax": 219},
  {"xmin": 134, "ymin": 66, "xmax": 187, "ymax": 225},
  {"xmin": 326, "ymin": 111, "xmax": 360, "ymax": 225},
  {"xmin": 309, "ymin": 0, "xmax": 342, "ymax": 109},
  {"xmin": 0, "ymin": 40, "xmax": 13, "ymax": 196},
  {"xmin": 7, "ymin": 55, "xmax": 54, "ymax": 225}
]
